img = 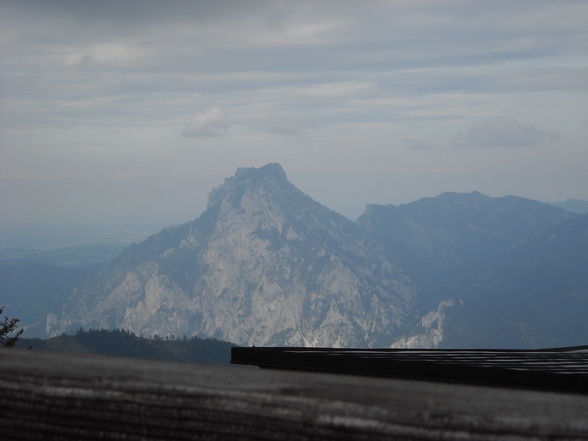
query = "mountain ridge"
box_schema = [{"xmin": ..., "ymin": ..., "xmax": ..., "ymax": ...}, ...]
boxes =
[
  {"xmin": 4, "ymin": 163, "xmax": 584, "ymax": 349},
  {"xmin": 358, "ymin": 192, "xmax": 584, "ymax": 348},
  {"xmin": 549, "ymin": 198, "xmax": 588, "ymax": 214}
]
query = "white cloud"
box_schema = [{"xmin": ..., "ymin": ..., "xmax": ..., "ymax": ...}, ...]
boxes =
[
  {"xmin": 453, "ymin": 118, "xmax": 560, "ymax": 148},
  {"xmin": 182, "ymin": 107, "xmax": 229, "ymax": 138}
]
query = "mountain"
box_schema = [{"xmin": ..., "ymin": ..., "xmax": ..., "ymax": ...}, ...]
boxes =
[
  {"xmin": 358, "ymin": 191, "xmax": 572, "ymax": 268},
  {"xmin": 549, "ymin": 198, "xmax": 588, "ymax": 214},
  {"xmin": 0, "ymin": 244, "xmax": 122, "ymax": 338},
  {"xmin": 441, "ymin": 213, "xmax": 588, "ymax": 348},
  {"xmin": 0, "ymin": 243, "xmax": 126, "ymax": 268},
  {"xmin": 357, "ymin": 192, "xmax": 573, "ymax": 310},
  {"xmin": 48, "ymin": 164, "xmax": 415, "ymax": 347},
  {"xmin": 0, "ymin": 261, "xmax": 97, "ymax": 337},
  {"xmin": 358, "ymin": 192, "xmax": 584, "ymax": 348}
]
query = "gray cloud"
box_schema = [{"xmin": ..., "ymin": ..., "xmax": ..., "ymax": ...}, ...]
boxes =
[
  {"xmin": 402, "ymin": 138, "xmax": 436, "ymax": 151},
  {"xmin": 182, "ymin": 107, "xmax": 229, "ymax": 138},
  {"xmin": 0, "ymin": 0, "xmax": 268, "ymax": 27},
  {"xmin": 453, "ymin": 118, "xmax": 560, "ymax": 149},
  {"xmin": 1, "ymin": 1, "xmax": 587, "ymax": 227},
  {"xmin": 266, "ymin": 116, "xmax": 305, "ymax": 138}
]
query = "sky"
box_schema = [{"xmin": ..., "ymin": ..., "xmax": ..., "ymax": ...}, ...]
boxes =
[{"xmin": 1, "ymin": 0, "xmax": 587, "ymax": 232}]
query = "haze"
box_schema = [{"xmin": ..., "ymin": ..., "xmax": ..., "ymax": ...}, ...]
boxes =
[{"xmin": 1, "ymin": 0, "xmax": 587, "ymax": 232}]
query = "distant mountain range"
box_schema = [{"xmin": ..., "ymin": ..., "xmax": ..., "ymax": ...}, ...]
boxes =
[
  {"xmin": 358, "ymin": 193, "xmax": 587, "ymax": 348},
  {"xmin": 549, "ymin": 198, "xmax": 588, "ymax": 214},
  {"xmin": 0, "ymin": 243, "xmax": 126, "ymax": 268},
  {"xmin": 442, "ymin": 212, "xmax": 588, "ymax": 348},
  {"xmin": 2, "ymin": 163, "xmax": 587, "ymax": 349},
  {"xmin": 0, "ymin": 261, "xmax": 96, "ymax": 337}
]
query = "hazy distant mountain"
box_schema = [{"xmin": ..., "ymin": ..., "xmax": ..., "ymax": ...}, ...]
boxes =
[
  {"xmin": 0, "ymin": 261, "xmax": 96, "ymax": 337},
  {"xmin": 442, "ymin": 213, "xmax": 588, "ymax": 348},
  {"xmin": 0, "ymin": 244, "xmax": 122, "ymax": 337},
  {"xmin": 358, "ymin": 192, "xmax": 585, "ymax": 348},
  {"xmin": 357, "ymin": 191, "xmax": 572, "ymax": 310},
  {"xmin": 48, "ymin": 164, "xmax": 415, "ymax": 347},
  {"xmin": 549, "ymin": 198, "xmax": 588, "ymax": 214},
  {"xmin": 0, "ymin": 222, "xmax": 168, "ymax": 250},
  {"xmin": 0, "ymin": 243, "xmax": 126, "ymax": 268}
]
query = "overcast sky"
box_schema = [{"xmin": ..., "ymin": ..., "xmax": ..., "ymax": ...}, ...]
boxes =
[{"xmin": 1, "ymin": 0, "xmax": 587, "ymax": 230}]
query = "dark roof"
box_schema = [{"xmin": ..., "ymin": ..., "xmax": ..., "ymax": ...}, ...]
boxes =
[{"xmin": 231, "ymin": 345, "xmax": 588, "ymax": 394}]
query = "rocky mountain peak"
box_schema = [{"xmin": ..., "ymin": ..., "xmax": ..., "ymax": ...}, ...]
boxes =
[
  {"xmin": 48, "ymin": 163, "xmax": 416, "ymax": 347},
  {"xmin": 206, "ymin": 163, "xmax": 291, "ymax": 210},
  {"xmin": 234, "ymin": 162, "xmax": 287, "ymax": 182}
]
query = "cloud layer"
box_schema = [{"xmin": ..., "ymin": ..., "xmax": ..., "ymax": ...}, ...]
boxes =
[
  {"xmin": 0, "ymin": 0, "xmax": 586, "ymax": 226},
  {"xmin": 183, "ymin": 107, "xmax": 229, "ymax": 138},
  {"xmin": 454, "ymin": 118, "xmax": 560, "ymax": 149}
]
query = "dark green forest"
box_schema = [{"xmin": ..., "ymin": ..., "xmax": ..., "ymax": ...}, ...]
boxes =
[{"xmin": 16, "ymin": 329, "xmax": 234, "ymax": 365}]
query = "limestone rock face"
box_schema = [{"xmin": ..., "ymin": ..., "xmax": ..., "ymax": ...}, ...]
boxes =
[{"xmin": 49, "ymin": 164, "xmax": 415, "ymax": 347}]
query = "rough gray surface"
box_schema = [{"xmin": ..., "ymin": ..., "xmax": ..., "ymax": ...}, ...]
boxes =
[
  {"xmin": 48, "ymin": 164, "xmax": 414, "ymax": 347},
  {"xmin": 1, "ymin": 349, "xmax": 588, "ymax": 440}
]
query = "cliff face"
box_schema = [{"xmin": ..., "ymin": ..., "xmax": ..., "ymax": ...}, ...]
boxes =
[{"xmin": 48, "ymin": 164, "xmax": 415, "ymax": 347}]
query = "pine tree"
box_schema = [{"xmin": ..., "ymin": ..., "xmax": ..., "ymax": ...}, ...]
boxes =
[{"xmin": 0, "ymin": 306, "xmax": 24, "ymax": 347}]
